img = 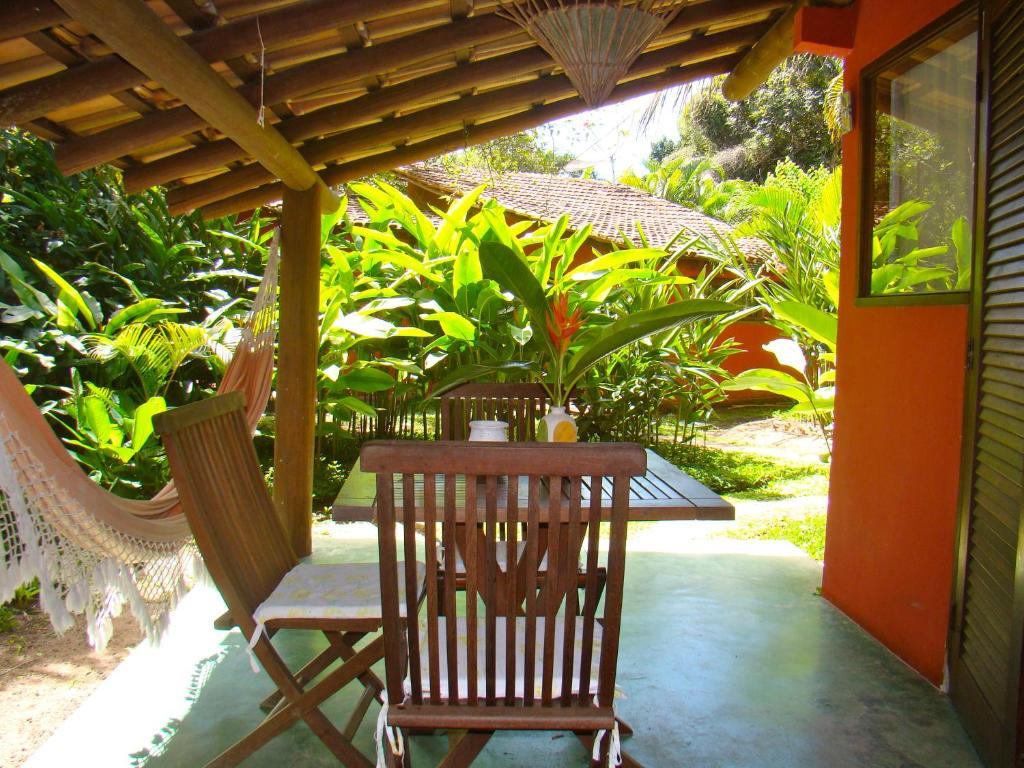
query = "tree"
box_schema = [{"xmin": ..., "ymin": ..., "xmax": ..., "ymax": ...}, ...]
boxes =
[
  {"xmin": 677, "ymin": 55, "xmax": 842, "ymax": 182},
  {"xmin": 647, "ymin": 136, "xmax": 681, "ymax": 168},
  {"xmin": 439, "ymin": 129, "xmax": 575, "ymax": 175}
]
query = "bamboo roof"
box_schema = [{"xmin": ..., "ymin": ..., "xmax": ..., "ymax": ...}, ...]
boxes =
[{"xmin": 0, "ymin": 0, "xmax": 792, "ymax": 219}]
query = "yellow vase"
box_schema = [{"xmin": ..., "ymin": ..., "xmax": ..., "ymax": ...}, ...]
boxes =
[{"xmin": 538, "ymin": 406, "xmax": 577, "ymax": 442}]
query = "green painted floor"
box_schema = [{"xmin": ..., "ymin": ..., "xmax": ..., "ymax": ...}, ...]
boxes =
[{"xmin": 24, "ymin": 523, "xmax": 981, "ymax": 768}]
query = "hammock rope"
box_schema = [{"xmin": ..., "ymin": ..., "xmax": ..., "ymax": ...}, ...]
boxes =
[{"xmin": 0, "ymin": 237, "xmax": 280, "ymax": 650}]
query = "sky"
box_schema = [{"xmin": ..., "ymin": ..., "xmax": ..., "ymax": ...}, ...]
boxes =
[{"xmin": 533, "ymin": 83, "xmax": 704, "ymax": 180}]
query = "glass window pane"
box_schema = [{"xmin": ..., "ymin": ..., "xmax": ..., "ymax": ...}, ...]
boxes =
[{"xmin": 866, "ymin": 14, "xmax": 978, "ymax": 296}]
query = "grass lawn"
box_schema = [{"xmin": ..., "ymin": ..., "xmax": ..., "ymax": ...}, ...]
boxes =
[{"xmin": 659, "ymin": 429, "xmax": 830, "ymax": 562}]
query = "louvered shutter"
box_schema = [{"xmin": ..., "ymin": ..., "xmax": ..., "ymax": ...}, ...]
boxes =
[{"xmin": 951, "ymin": 2, "xmax": 1024, "ymax": 766}]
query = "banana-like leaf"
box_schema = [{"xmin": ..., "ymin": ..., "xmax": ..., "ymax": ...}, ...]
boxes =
[
  {"xmin": 479, "ymin": 240, "xmax": 551, "ymax": 352},
  {"xmin": 131, "ymin": 396, "xmax": 167, "ymax": 451},
  {"xmin": 422, "ymin": 311, "xmax": 475, "ymax": 342},
  {"xmin": 722, "ymin": 368, "xmax": 810, "ymax": 403},
  {"xmin": 564, "ymin": 248, "xmax": 665, "ymax": 280},
  {"xmin": 334, "ymin": 367, "xmax": 396, "ymax": 393},
  {"xmin": 452, "ymin": 248, "xmax": 483, "ymax": 296},
  {"xmin": 431, "ymin": 360, "xmax": 537, "ymax": 397},
  {"xmin": 32, "ymin": 258, "xmax": 97, "ymax": 329},
  {"xmin": 336, "ymin": 396, "xmax": 377, "ymax": 418},
  {"xmin": 105, "ymin": 299, "xmax": 184, "ymax": 335},
  {"xmin": 563, "ymin": 299, "xmax": 735, "ymax": 389},
  {"xmin": 770, "ymin": 300, "xmax": 837, "ymax": 349}
]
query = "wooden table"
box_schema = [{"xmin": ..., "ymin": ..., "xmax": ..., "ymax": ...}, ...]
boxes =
[{"xmin": 332, "ymin": 448, "xmax": 735, "ymax": 523}]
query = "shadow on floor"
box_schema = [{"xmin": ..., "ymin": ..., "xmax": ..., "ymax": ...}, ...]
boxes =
[{"xmin": 25, "ymin": 526, "xmax": 980, "ymax": 768}]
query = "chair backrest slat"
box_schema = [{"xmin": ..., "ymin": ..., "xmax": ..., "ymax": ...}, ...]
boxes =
[
  {"xmin": 504, "ymin": 474, "xmax": 519, "ymax": 706},
  {"xmin": 154, "ymin": 392, "xmax": 297, "ymax": 635},
  {"xmin": 402, "ymin": 473, "xmax": 422, "ymax": 704},
  {"xmin": 443, "ymin": 474, "xmax": 459, "ymax": 700},
  {"xmin": 484, "ymin": 474, "xmax": 499, "ymax": 705},
  {"xmin": 561, "ymin": 476, "xmax": 582, "ymax": 705},
  {"xmin": 423, "ymin": 472, "xmax": 441, "ymax": 704},
  {"xmin": 579, "ymin": 476, "xmax": 603, "ymax": 698},
  {"xmin": 464, "ymin": 474, "xmax": 478, "ymax": 704},
  {"xmin": 365, "ymin": 440, "xmax": 645, "ymax": 716}
]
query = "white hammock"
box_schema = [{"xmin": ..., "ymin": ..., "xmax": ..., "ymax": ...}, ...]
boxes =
[{"xmin": 0, "ymin": 239, "xmax": 280, "ymax": 650}]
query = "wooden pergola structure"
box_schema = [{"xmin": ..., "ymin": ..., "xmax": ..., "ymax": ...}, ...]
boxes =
[{"xmin": 1, "ymin": 0, "xmax": 817, "ymax": 555}]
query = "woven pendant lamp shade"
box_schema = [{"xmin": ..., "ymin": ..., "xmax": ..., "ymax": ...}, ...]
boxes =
[{"xmin": 499, "ymin": 1, "xmax": 684, "ymax": 107}]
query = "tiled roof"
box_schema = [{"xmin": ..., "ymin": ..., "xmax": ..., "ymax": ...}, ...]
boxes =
[{"xmin": 397, "ymin": 165, "xmax": 768, "ymax": 259}]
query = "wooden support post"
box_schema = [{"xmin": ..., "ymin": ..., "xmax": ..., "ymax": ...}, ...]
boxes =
[{"xmin": 276, "ymin": 184, "xmax": 323, "ymax": 557}]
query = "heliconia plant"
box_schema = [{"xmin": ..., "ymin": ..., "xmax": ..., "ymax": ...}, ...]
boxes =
[{"xmin": 435, "ymin": 240, "xmax": 737, "ymax": 407}]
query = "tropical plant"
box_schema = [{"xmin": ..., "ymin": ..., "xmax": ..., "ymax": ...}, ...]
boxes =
[
  {"xmin": 724, "ymin": 305, "xmax": 837, "ymax": 455},
  {"xmin": 1, "ymin": 128, "xmax": 272, "ymax": 495},
  {"xmin": 869, "ymin": 201, "xmax": 971, "ymax": 294},
  {"xmin": 620, "ymin": 157, "xmax": 747, "ymax": 221},
  {"xmin": 440, "ymin": 239, "xmax": 736, "ymax": 408}
]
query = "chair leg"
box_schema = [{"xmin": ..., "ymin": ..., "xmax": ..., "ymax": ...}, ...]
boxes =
[
  {"xmin": 260, "ymin": 631, "xmax": 381, "ymax": 713},
  {"xmin": 343, "ymin": 685, "xmax": 377, "ymax": 741},
  {"xmin": 205, "ymin": 635, "xmax": 384, "ymax": 768},
  {"xmin": 575, "ymin": 731, "xmax": 644, "ymax": 768},
  {"xmin": 439, "ymin": 730, "xmax": 492, "ymax": 768},
  {"xmin": 325, "ymin": 631, "xmax": 387, "ymax": 704}
]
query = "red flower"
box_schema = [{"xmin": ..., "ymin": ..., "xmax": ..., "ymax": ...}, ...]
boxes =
[{"xmin": 546, "ymin": 293, "xmax": 583, "ymax": 354}]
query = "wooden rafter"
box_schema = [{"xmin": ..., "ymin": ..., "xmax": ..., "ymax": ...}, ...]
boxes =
[
  {"xmin": 50, "ymin": 10, "xmax": 521, "ymax": 175},
  {"xmin": 165, "ymin": 22, "xmax": 767, "ymax": 214},
  {"xmin": 53, "ymin": 0, "xmax": 337, "ymax": 208},
  {"xmin": 122, "ymin": 47, "xmax": 555, "ymax": 193},
  {"xmin": 198, "ymin": 53, "xmax": 742, "ymax": 219},
  {"xmin": 0, "ymin": 0, "xmax": 432, "ymax": 129},
  {"xmin": 0, "ymin": 0, "xmax": 795, "ymax": 211},
  {"xmin": 0, "ymin": 1, "xmax": 69, "ymax": 43},
  {"xmin": 54, "ymin": 0, "xmax": 785, "ymax": 181}
]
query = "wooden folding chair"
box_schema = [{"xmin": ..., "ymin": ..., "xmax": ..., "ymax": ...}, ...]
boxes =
[
  {"xmin": 363, "ymin": 440, "xmax": 647, "ymax": 767},
  {"xmin": 437, "ymin": 382, "xmax": 556, "ymax": 442},
  {"xmin": 155, "ymin": 392, "xmax": 421, "ymax": 768}
]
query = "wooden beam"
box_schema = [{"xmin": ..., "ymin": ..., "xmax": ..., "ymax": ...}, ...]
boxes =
[
  {"xmin": 123, "ymin": 47, "xmax": 554, "ymax": 192},
  {"xmin": 51, "ymin": 12, "xmax": 518, "ymax": 175},
  {"xmin": 166, "ymin": 23, "xmax": 765, "ymax": 213},
  {"xmin": 198, "ymin": 54, "xmax": 743, "ymax": 219},
  {"xmin": 0, "ymin": 0, "xmax": 432, "ymax": 128},
  {"xmin": 0, "ymin": 1, "xmax": 68, "ymax": 43},
  {"xmin": 48, "ymin": 0, "xmax": 783, "ymax": 176},
  {"xmin": 53, "ymin": 0, "xmax": 336, "ymax": 209},
  {"xmin": 721, "ymin": 1, "xmax": 803, "ymax": 101},
  {"xmin": 276, "ymin": 184, "xmax": 322, "ymax": 558},
  {"xmin": 131, "ymin": 18, "xmax": 766, "ymax": 194}
]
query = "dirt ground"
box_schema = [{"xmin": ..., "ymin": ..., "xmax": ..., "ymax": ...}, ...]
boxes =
[
  {"xmin": 0, "ymin": 413, "xmax": 829, "ymax": 766},
  {"xmin": 0, "ymin": 610, "xmax": 141, "ymax": 767},
  {"xmin": 705, "ymin": 413, "xmax": 831, "ymax": 464}
]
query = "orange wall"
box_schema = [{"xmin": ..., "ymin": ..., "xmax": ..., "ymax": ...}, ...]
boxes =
[{"xmin": 822, "ymin": 0, "xmax": 970, "ymax": 685}]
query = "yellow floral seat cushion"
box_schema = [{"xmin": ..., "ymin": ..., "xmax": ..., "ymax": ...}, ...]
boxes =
[
  {"xmin": 252, "ymin": 562, "xmax": 424, "ymax": 631},
  {"xmin": 411, "ymin": 616, "xmax": 602, "ymax": 702}
]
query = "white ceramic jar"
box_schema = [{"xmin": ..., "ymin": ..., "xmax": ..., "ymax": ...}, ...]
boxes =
[{"xmin": 468, "ymin": 420, "xmax": 509, "ymax": 442}]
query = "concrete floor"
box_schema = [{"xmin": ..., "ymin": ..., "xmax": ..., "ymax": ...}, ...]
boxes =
[{"xmin": 25, "ymin": 523, "xmax": 981, "ymax": 768}]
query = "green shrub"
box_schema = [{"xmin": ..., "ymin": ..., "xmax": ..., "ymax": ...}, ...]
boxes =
[{"xmin": 0, "ymin": 605, "xmax": 17, "ymax": 633}]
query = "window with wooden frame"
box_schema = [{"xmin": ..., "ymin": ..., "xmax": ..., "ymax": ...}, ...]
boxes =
[{"xmin": 859, "ymin": 6, "xmax": 980, "ymax": 303}]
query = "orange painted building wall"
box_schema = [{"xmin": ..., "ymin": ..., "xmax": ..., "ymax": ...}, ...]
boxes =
[{"xmin": 821, "ymin": 0, "xmax": 970, "ymax": 685}]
